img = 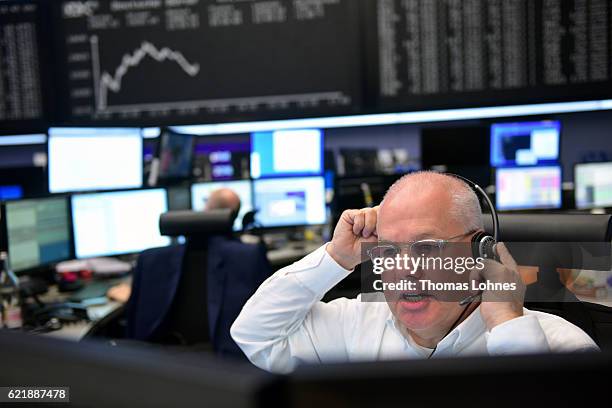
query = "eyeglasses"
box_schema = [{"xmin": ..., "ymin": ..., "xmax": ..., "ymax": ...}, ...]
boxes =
[{"xmin": 367, "ymin": 229, "xmax": 479, "ymax": 261}]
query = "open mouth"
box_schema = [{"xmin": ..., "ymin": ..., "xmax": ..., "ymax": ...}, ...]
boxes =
[{"xmin": 400, "ymin": 293, "xmax": 433, "ymax": 302}]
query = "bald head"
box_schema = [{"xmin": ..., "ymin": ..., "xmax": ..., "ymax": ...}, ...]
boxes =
[
  {"xmin": 378, "ymin": 172, "xmax": 483, "ymax": 240},
  {"xmin": 205, "ymin": 188, "xmax": 241, "ymax": 214}
]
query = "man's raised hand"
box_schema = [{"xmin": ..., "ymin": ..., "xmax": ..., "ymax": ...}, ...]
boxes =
[{"xmin": 326, "ymin": 206, "xmax": 379, "ymax": 270}]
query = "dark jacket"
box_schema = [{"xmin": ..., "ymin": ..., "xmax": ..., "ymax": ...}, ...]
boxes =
[{"xmin": 126, "ymin": 236, "xmax": 271, "ymax": 358}]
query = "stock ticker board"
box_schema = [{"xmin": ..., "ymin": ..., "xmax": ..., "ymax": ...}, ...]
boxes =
[
  {"xmin": 365, "ymin": 0, "xmax": 612, "ymax": 111},
  {"xmin": 53, "ymin": 0, "xmax": 362, "ymax": 125}
]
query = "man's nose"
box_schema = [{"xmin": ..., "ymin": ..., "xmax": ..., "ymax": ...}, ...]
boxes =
[{"xmin": 405, "ymin": 265, "xmax": 425, "ymax": 279}]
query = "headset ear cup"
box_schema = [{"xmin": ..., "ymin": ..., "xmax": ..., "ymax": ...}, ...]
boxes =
[
  {"xmin": 472, "ymin": 232, "xmax": 498, "ymax": 260},
  {"xmin": 480, "ymin": 236, "xmax": 498, "ymax": 261},
  {"xmin": 471, "ymin": 231, "xmax": 484, "ymax": 258}
]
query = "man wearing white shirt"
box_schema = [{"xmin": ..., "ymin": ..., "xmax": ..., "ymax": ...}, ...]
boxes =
[{"xmin": 231, "ymin": 172, "xmax": 598, "ymax": 373}]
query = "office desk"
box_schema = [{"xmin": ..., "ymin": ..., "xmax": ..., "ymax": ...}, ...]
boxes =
[
  {"xmin": 32, "ymin": 242, "xmax": 323, "ymax": 341},
  {"xmin": 267, "ymin": 241, "xmax": 323, "ymax": 268},
  {"xmin": 40, "ymin": 301, "xmax": 123, "ymax": 341},
  {"xmin": 31, "ymin": 280, "xmax": 126, "ymax": 342},
  {"xmin": 577, "ymin": 295, "xmax": 612, "ymax": 308}
]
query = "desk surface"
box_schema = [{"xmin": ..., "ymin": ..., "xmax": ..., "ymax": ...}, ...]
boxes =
[
  {"xmin": 267, "ymin": 241, "xmax": 322, "ymax": 267},
  {"xmin": 39, "ymin": 241, "xmax": 610, "ymax": 342},
  {"xmin": 36, "ymin": 279, "xmax": 126, "ymax": 342},
  {"xmin": 577, "ymin": 295, "xmax": 612, "ymax": 308},
  {"xmin": 42, "ymin": 301, "xmax": 122, "ymax": 342},
  {"xmin": 37, "ymin": 242, "xmax": 323, "ymax": 341}
]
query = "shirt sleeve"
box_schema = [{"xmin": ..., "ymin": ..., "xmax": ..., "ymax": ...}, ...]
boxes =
[
  {"xmin": 486, "ymin": 311, "xmax": 600, "ymax": 355},
  {"xmin": 230, "ymin": 244, "xmax": 357, "ymax": 373},
  {"xmin": 486, "ymin": 314, "xmax": 551, "ymax": 355}
]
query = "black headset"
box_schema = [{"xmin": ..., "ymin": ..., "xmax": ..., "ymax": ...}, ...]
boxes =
[
  {"xmin": 444, "ymin": 173, "xmax": 500, "ymax": 262},
  {"xmin": 441, "ymin": 173, "xmax": 500, "ymax": 307},
  {"xmin": 423, "ymin": 173, "xmax": 502, "ymax": 349}
]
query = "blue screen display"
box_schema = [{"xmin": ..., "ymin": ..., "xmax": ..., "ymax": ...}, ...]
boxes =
[
  {"xmin": 251, "ymin": 129, "xmax": 323, "ymax": 179},
  {"xmin": 253, "ymin": 177, "xmax": 327, "ymax": 227},
  {"xmin": 490, "ymin": 121, "xmax": 560, "ymax": 167},
  {"xmin": 0, "ymin": 186, "xmax": 23, "ymax": 200}
]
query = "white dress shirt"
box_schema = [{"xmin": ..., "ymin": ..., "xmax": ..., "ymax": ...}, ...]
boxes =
[{"xmin": 231, "ymin": 244, "xmax": 599, "ymax": 373}]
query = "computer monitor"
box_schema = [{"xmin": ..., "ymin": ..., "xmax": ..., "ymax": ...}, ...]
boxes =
[
  {"xmin": 574, "ymin": 162, "xmax": 612, "ymax": 209},
  {"xmin": 157, "ymin": 129, "xmax": 195, "ymax": 180},
  {"xmin": 167, "ymin": 185, "xmax": 191, "ymax": 211},
  {"xmin": 2, "ymin": 197, "xmax": 71, "ymax": 273},
  {"xmin": 190, "ymin": 180, "xmax": 253, "ymax": 231},
  {"xmin": 71, "ymin": 189, "xmax": 170, "ymax": 259},
  {"xmin": 194, "ymin": 135, "xmax": 251, "ymax": 181},
  {"xmin": 288, "ymin": 353, "xmax": 610, "ymax": 408},
  {"xmin": 48, "ymin": 128, "xmax": 143, "ymax": 193},
  {"xmin": 253, "ymin": 177, "xmax": 326, "ymax": 228},
  {"xmin": 496, "ymin": 166, "xmax": 562, "ymax": 211},
  {"xmin": 0, "ymin": 330, "xmax": 283, "ymax": 408},
  {"xmin": 490, "ymin": 121, "xmax": 560, "ymax": 167},
  {"xmin": 251, "ymin": 129, "xmax": 323, "ymax": 179},
  {"xmin": 0, "ymin": 166, "xmax": 46, "ymax": 198},
  {"xmin": 0, "ymin": 133, "xmax": 47, "ymax": 169},
  {"xmin": 0, "ymin": 185, "xmax": 23, "ymax": 201}
]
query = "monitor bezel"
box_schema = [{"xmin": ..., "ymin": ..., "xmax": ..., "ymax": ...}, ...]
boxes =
[
  {"xmin": 1, "ymin": 195, "xmax": 75, "ymax": 275},
  {"xmin": 573, "ymin": 161, "xmax": 612, "ymax": 210},
  {"xmin": 495, "ymin": 165, "xmax": 563, "ymax": 212},
  {"xmin": 70, "ymin": 187, "xmax": 170, "ymax": 259},
  {"xmin": 490, "ymin": 120, "xmax": 562, "ymax": 168},
  {"xmin": 47, "ymin": 127, "xmax": 144, "ymax": 194},
  {"xmin": 250, "ymin": 129, "xmax": 325, "ymax": 180},
  {"xmin": 155, "ymin": 127, "xmax": 196, "ymax": 183},
  {"xmin": 252, "ymin": 175, "xmax": 328, "ymax": 229}
]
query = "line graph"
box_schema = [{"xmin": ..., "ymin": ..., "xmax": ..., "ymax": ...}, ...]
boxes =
[{"xmin": 90, "ymin": 35, "xmax": 201, "ymax": 111}]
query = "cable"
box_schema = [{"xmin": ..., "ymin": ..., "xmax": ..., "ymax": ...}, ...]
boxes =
[{"xmin": 427, "ymin": 301, "xmax": 478, "ymax": 359}]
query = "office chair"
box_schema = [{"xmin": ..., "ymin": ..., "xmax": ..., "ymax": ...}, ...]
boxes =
[
  {"xmin": 125, "ymin": 207, "xmax": 270, "ymax": 358},
  {"xmin": 84, "ymin": 304, "xmax": 127, "ymax": 339},
  {"xmin": 241, "ymin": 209, "xmax": 263, "ymax": 233},
  {"xmin": 483, "ymin": 213, "xmax": 612, "ymax": 350},
  {"xmin": 85, "ymin": 210, "xmax": 234, "ymax": 344},
  {"xmin": 156, "ymin": 209, "xmax": 234, "ymax": 346}
]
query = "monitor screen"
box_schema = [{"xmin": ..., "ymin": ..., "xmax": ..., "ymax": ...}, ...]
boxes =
[
  {"xmin": 71, "ymin": 189, "xmax": 170, "ymax": 259},
  {"xmin": 4, "ymin": 197, "xmax": 71, "ymax": 272},
  {"xmin": 53, "ymin": 0, "xmax": 360, "ymax": 125},
  {"xmin": 48, "ymin": 128, "xmax": 143, "ymax": 193},
  {"xmin": 575, "ymin": 162, "xmax": 612, "ymax": 209},
  {"xmin": 0, "ymin": 1, "xmax": 49, "ymax": 129},
  {"xmin": 167, "ymin": 185, "xmax": 191, "ymax": 211},
  {"xmin": 193, "ymin": 135, "xmax": 250, "ymax": 181},
  {"xmin": 158, "ymin": 129, "xmax": 194, "ymax": 179},
  {"xmin": 0, "ymin": 167, "xmax": 46, "ymax": 198},
  {"xmin": 0, "ymin": 186, "xmax": 23, "ymax": 201},
  {"xmin": 365, "ymin": 2, "xmax": 612, "ymax": 113},
  {"xmin": 253, "ymin": 177, "xmax": 326, "ymax": 228},
  {"xmin": 496, "ymin": 166, "xmax": 562, "ymax": 211},
  {"xmin": 0, "ymin": 133, "xmax": 47, "ymax": 169},
  {"xmin": 251, "ymin": 129, "xmax": 323, "ymax": 179},
  {"xmin": 190, "ymin": 180, "xmax": 253, "ymax": 231},
  {"xmin": 490, "ymin": 121, "xmax": 560, "ymax": 167}
]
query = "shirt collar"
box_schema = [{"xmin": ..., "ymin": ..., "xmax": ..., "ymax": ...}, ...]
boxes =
[{"xmin": 386, "ymin": 305, "xmax": 486, "ymax": 353}]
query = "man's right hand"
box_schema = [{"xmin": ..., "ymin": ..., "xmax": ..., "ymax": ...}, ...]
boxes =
[{"xmin": 326, "ymin": 206, "xmax": 379, "ymax": 270}]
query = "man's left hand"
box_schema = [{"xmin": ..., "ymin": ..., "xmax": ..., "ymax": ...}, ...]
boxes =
[{"xmin": 476, "ymin": 243, "xmax": 526, "ymax": 331}]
